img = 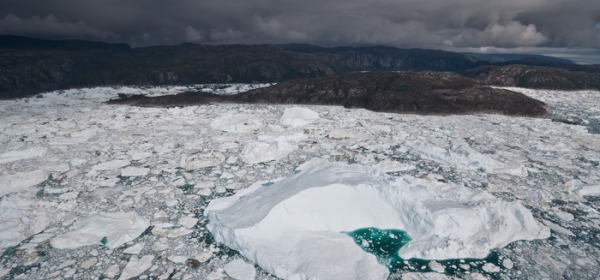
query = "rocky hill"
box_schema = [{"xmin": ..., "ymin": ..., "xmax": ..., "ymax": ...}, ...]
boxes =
[
  {"xmin": 3, "ymin": 35, "xmax": 596, "ymax": 99},
  {"xmin": 463, "ymin": 64, "xmax": 600, "ymax": 90},
  {"xmin": 109, "ymin": 72, "xmax": 548, "ymax": 117}
]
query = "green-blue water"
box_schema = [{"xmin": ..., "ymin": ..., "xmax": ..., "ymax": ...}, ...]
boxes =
[
  {"xmin": 345, "ymin": 227, "xmax": 501, "ymax": 276},
  {"xmin": 345, "ymin": 228, "xmax": 411, "ymax": 269}
]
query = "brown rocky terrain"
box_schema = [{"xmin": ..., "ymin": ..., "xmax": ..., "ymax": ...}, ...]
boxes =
[
  {"xmin": 108, "ymin": 72, "xmax": 548, "ymax": 117},
  {"xmin": 464, "ymin": 64, "xmax": 600, "ymax": 90}
]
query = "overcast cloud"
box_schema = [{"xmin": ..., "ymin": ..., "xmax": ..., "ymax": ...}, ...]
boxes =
[{"xmin": 1, "ymin": 0, "xmax": 599, "ymax": 53}]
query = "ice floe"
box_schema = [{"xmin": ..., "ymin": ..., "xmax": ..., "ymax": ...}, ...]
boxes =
[
  {"xmin": 211, "ymin": 113, "xmax": 264, "ymax": 133},
  {"xmin": 206, "ymin": 159, "xmax": 549, "ymax": 279},
  {"xmin": 279, "ymin": 107, "xmax": 320, "ymax": 127},
  {"xmin": 0, "ymin": 170, "xmax": 48, "ymax": 197},
  {"xmin": 407, "ymin": 139, "xmax": 526, "ymax": 176},
  {"xmin": 241, "ymin": 140, "xmax": 297, "ymax": 164},
  {"xmin": 0, "ymin": 147, "xmax": 47, "ymax": 164},
  {"xmin": 118, "ymin": 255, "xmax": 154, "ymax": 280},
  {"xmin": 51, "ymin": 212, "xmax": 149, "ymax": 249},
  {"xmin": 151, "ymin": 223, "xmax": 193, "ymax": 238},
  {"xmin": 120, "ymin": 166, "xmax": 150, "ymax": 177},
  {"xmin": 180, "ymin": 151, "xmax": 225, "ymax": 170},
  {"xmin": 92, "ymin": 159, "xmax": 131, "ymax": 171},
  {"xmin": 0, "ymin": 196, "xmax": 53, "ymax": 248},
  {"xmin": 576, "ymin": 185, "xmax": 600, "ymax": 196},
  {"xmin": 224, "ymin": 259, "xmax": 257, "ymax": 280}
]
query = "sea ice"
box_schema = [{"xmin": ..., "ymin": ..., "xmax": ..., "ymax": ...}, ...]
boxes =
[
  {"xmin": 224, "ymin": 259, "xmax": 257, "ymax": 280},
  {"xmin": 180, "ymin": 151, "xmax": 225, "ymax": 170},
  {"xmin": 400, "ymin": 272, "xmax": 455, "ymax": 280},
  {"xmin": 92, "ymin": 160, "xmax": 131, "ymax": 171},
  {"xmin": 120, "ymin": 167, "xmax": 150, "ymax": 177},
  {"xmin": 482, "ymin": 263, "xmax": 501, "ymax": 273},
  {"xmin": 408, "ymin": 139, "xmax": 526, "ymax": 176},
  {"xmin": 118, "ymin": 255, "xmax": 154, "ymax": 280},
  {"xmin": 241, "ymin": 140, "xmax": 297, "ymax": 164},
  {"xmin": 51, "ymin": 212, "xmax": 149, "ymax": 249},
  {"xmin": 576, "ymin": 185, "xmax": 600, "ymax": 196},
  {"xmin": 0, "ymin": 196, "xmax": 52, "ymax": 248},
  {"xmin": 0, "ymin": 170, "xmax": 48, "ymax": 197},
  {"xmin": 210, "ymin": 113, "xmax": 263, "ymax": 133},
  {"xmin": 178, "ymin": 216, "xmax": 198, "ymax": 228},
  {"xmin": 168, "ymin": 255, "xmax": 187, "ymax": 263},
  {"xmin": 151, "ymin": 223, "xmax": 193, "ymax": 238},
  {"xmin": 128, "ymin": 151, "xmax": 152, "ymax": 161},
  {"xmin": 206, "ymin": 159, "xmax": 549, "ymax": 280},
  {"xmin": 373, "ymin": 160, "xmax": 416, "ymax": 172},
  {"xmin": 1, "ymin": 85, "xmax": 598, "ymax": 279},
  {"xmin": 123, "ymin": 243, "xmax": 144, "ymax": 255},
  {"xmin": 0, "ymin": 147, "xmax": 47, "ymax": 164},
  {"xmin": 279, "ymin": 107, "xmax": 320, "ymax": 127}
]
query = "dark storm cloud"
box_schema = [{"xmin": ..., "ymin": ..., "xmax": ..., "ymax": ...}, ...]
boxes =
[{"xmin": 1, "ymin": 0, "xmax": 599, "ymax": 50}]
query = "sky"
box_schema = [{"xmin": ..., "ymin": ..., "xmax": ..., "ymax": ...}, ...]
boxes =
[{"xmin": 1, "ymin": 0, "xmax": 600, "ymax": 63}]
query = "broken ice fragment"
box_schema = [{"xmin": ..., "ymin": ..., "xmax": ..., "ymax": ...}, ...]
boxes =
[
  {"xmin": 240, "ymin": 140, "xmax": 297, "ymax": 164},
  {"xmin": 575, "ymin": 185, "xmax": 600, "ymax": 196},
  {"xmin": 502, "ymin": 258, "xmax": 514, "ymax": 269},
  {"xmin": 123, "ymin": 243, "xmax": 144, "ymax": 255},
  {"xmin": 210, "ymin": 113, "xmax": 263, "ymax": 133},
  {"xmin": 194, "ymin": 251, "xmax": 213, "ymax": 263},
  {"xmin": 279, "ymin": 107, "xmax": 320, "ymax": 128},
  {"xmin": 120, "ymin": 167, "xmax": 150, "ymax": 177},
  {"xmin": 0, "ymin": 170, "xmax": 48, "ymax": 197},
  {"xmin": 104, "ymin": 265, "xmax": 120, "ymax": 278},
  {"xmin": 118, "ymin": 255, "xmax": 154, "ymax": 280},
  {"xmin": 51, "ymin": 212, "xmax": 149, "ymax": 249},
  {"xmin": 92, "ymin": 160, "xmax": 131, "ymax": 171},
  {"xmin": 80, "ymin": 257, "xmax": 97, "ymax": 269},
  {"xmin": 482, "ymin": 263, "xmax": 501, "ymax": 273},
  {"xmin": 168, "ymin": 255, "xmax": 188, "ymax": 264},
  {"xmin": 151, "ymin": 223, "xmax": 193, "ymax": 238},
  {"xmin": 0, "ymin": 147, "xmax": 47, "ymax": 164},
  {"xmin": 0, "ymin": 195, "xmax": 53, "ymax": 248},
  {"xmin": 224, "ymin": 259, "xmax": 257, "ymax": 280},
  {"xmin": 180, "ymin": 152, "xmax": 225, "ymax": 170},
  {"xmin": 177, "ymin": 216, "xmax": 198, "ymax": 229},
  {"xmin": 428, "ymin": 261, "xmax": 445, "ymax": 273}
]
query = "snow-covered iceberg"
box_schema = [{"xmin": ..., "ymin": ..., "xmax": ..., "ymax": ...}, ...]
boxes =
[{"xmin": 205, "ymin": 159, "xmax": 550, "ymax": 280}]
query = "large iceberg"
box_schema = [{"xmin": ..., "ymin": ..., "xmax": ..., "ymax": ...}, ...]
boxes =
[{"xmin": 206, "ymin": 159, "xmax": 550, "ymax": 280}]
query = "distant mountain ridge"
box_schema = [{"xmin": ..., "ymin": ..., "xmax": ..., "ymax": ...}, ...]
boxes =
[
  {"xmin": 0, "ymin": 35, "xmax": 131, "ymax": 51},
  {"xmin": 463, "ymin": 64, "xmax": 600, "ymax": 90},
  {"xmin": 1, "ymin": 35, "xmax": 599, "ymax": 98}
]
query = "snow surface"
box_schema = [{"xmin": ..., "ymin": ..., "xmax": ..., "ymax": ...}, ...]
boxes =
[{"xmin": 206, "ymin": 159, "xmax": 549, "ymax": 279}]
